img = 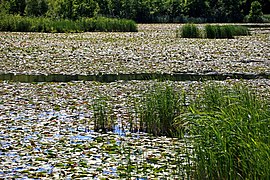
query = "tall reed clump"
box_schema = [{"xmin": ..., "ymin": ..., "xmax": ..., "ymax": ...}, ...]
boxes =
[
  {"xmin": 92, "ymin": 96, "xmax": 114, "ymax": 133},
  {"xmin": 205, "ymin": 25, "xmax": 249, "ymax": 39},
  {"xmin": 0, "ymin": 14, "xmax": 138, "ymax": 33},
  {"xmin": 177, "ymin": 24, "xmax": 249, "ymax": 39},
  {"xmin": 183, "ymin": 83, "xmax": 270, "ymax": 179},
  {"xmin": 139, "ymin": 84, "xmax": 187, "ymax": 137},
  {"xmin": 179, "ymin": 23, "xmax": 200, "ymax": 38}
]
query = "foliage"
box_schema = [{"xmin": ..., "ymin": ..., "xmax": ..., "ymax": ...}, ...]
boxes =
[
  {"xmin": 139, "ymin": 84, "xmax": 186, "ymax": 137},
  {"xmin": 0, "ymin": 14, "xmax": 138, "ymax": 32},
  {"xmin": 3, "ymin": 0, "xmax": 26, "ymax": 15},
  {"xmin": 24, "ymin": 0, "xmax": 48, "ymax": 17},
  {"xmin": 247, "ymin": 1, "xmax": 263, "ymax": 22},
  {"xmin": 182, "ymin": 84, "xmax": 270, "ymax": 179},
  {"xmin": 205, "ymin": 25, "xmax": 249, "ymax": 39},
  {"xmin": 92, "ymin": 96, "xmax": 114, "ymax": 133},
  {"xmin": 262, "ymin": 14, "xmax": 270, "ymax": 23},
  {"xmin": 177, "ymin": 24, "xmax": 249, "ymax": 39},
  {"xmin": 0, "ymin": 0, "xmax": 269, "ymax": 23},
  {"xmin": 180, "ymin": 23, "xmax": 200, "ymax": 38}
]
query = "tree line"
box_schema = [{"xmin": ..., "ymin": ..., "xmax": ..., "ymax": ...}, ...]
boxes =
[{"xmin": 0, "ymin": 0, "xmax": 268, "ymax": 23}]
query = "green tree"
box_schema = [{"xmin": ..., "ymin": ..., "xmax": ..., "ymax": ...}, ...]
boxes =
[
  {"xmin": 75, "ymin": 0, "xmax": 99, "ymax": 18},
  {"xmin": 242, "ymin": 0, "xmax": 269, "ymax": 16},
  {"xmin": 150, "ymin": 0, "xmax": 168, "ymax": 21},
  {"xmin": 166, "ymin": 0, "xmax": 185, "ymax": 22},
  {"xmin": 45, "ymin": 0, "xmax": 60, "ymax": 18},
  {"xmin": 135, "ymin": 0, "xmax": 151, "ymax": 22},
  {"xmin": 186, "ymin": 0, "xmax": 208, "ymax": 18},
  {"xmin": 58, "ymin": 0, "xmax": 74, "ymax": 19},
  {"xmin": 95, "ymin": 0, "xmax": 113, "ymax": 16},
  {"xmin": 25, "ymin": 0, "xmax": 39, "ymax": 16},
  {"xmin": 111, "ymin": 0, "xmax": 124, "ymax": 18},
  {"xmin": 206, "ymin": 0, "xmax": 228, "ymax": 22},
  {"xmin": 0, "ymin": 0, "xmax": 10, "ymax": 14},
  {"xmin": 38, "ymin": 0, "xmax": 48, "ymax": 16},
  {"xmin": 248, "ymin": 1, "xmax": 263, "ymax": 22},
  {"xmin": 122, "ymin": 0, "xmax": 137, "ymax": 20},
  {"xmin": 222, "ymin": 0, "xmax": 243, "ymax": 22},
  {"xmin": 7, "ymin": 0, "xmax": 26, "ymax": 15},
  {"xmin": 2, "ymin": 0, "xmax": 260, "ymax": 23}
]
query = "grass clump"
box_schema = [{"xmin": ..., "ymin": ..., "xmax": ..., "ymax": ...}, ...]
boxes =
[
  {"xmin": 0, "ymin": 14, "xmax": 138, "ymax": 33},
  {"xmin": 92, "ymin": 96, "xmax": 114, "ymax": 133},
  {"xmin": 205, "ymin": 25, "xmax": 249, "ymax": 39},
  {"xmin": 177, "ymin": 24, "xmax": 249, "ymax": 39},
  {"xmin": 179, "ymin": 23, "xmax": 200, "ymax": 38},
  {"xmin": 182, "ymin": 83, "xmax": 270, "ymax": 179},
  {"xmin": 139, "ymin": 84, "xmax": 186, "ymax": 137}
]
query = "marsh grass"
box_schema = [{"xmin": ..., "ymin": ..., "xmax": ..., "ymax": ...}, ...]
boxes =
[
  {"xmin": 182, "ymin": 83, "xmax": 270, "ymax": 179},
  {"xmin": 65, "ymin": 82, "xmax": 269, "ymax": 178},
  {"xmin": 92, "ymin": 96, "xmax": 114, "ymax": 133},
  {"xmin": 179, "ymin": 24, "xmax": 200, "ymax": 38},
  {"xmin": 205, "ymin": 25, "xmax": 250, "ymax": 39},
  {"xmin": 139, "ymin": 84, "xmax": 186, "ymax": 137},
  {"xmin": 177, "ymin": 24, "xmax": 249, "ymax": 39},
  {"xmin": 0, "ymin": 14, "xmax": 138, "ymax": 33}
]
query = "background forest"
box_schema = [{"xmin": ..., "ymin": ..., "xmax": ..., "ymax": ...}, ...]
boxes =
[{"xmin": 0, "ymin": 0, "xmax": 269, "ymax": 23}]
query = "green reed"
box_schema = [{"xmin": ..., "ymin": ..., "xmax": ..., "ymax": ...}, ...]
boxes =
[
  {"xmin": 92, "ymin": 96, "xmax": 114, "ymax": 133},
  {"xmin": 179, "ymin": 23, "xmax": 200, "ymax": 38},
  {"xmin": 177, "ymin": 24, "xmax": 249, "ymax": 39},
  {"xmin": 182, "ymin": 83, "xmax": 270, "ymax": 179},
  {"xmin": 0, "ymin": 14, "xmax": 138, "ymax": 33},
  {"xmin": 205, "ymin": 25, "xmax": 249, "ymax": 39},
  {"xmin": 139, "ymin": 84, "xmax": 186, "ymax": 137}
]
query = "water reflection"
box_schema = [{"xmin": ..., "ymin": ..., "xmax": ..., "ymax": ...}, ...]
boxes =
[{"xmin": 1, "ymin": 72, "xmax": 268, "ymax": 83}]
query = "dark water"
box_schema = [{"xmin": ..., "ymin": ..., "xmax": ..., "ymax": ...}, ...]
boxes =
[{"xmin": 0, "ymin": 72, "xmax": 269, "ymax": 83}]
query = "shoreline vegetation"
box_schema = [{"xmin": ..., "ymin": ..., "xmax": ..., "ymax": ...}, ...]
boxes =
[
  {"xmin": 0, "ymin": 79, "xmax": 269, "ymax": 179},
  {"xmin": 0, "ymin": 0, "xmax": 268, "ymax": 34},
  {"xmin": 178, "ymin": 24, "xmax": 250, "ymax": 38},
  {"xmin": 0, "ymin": 14, "xmax": 138, "ymax": 33},
  {"xmin": 0, "ymin": 0, "xmax": 269, "ymax": 177},
  {"xmin": 91, "ymin": 82, "xmax": 270, "ymax": 179},
  {"xmin": 0, "ymin": 0, "xmax": 269, "ymax": 23}
]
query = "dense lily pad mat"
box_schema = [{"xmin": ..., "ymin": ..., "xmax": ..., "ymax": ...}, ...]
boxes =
[
  {"xmin": 0, "ymin": 79, "xmax": 269, "ymax": 178},
  {"xmin": 0, "ymin": 24, "xmax": 269, "ymax": 75}
]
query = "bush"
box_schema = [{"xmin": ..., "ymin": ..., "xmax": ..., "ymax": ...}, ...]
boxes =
[
  {"xmin": 182, "ymin": 84, "xmax": 270, "ymax": 179},
  {"xmin": 180, "ymin": 23, "xmax": 200, "ymax": 38},
  {"xmin": 247, "ymin": 1, "xmax": 263, "ymax": 23},
  {"xmin": 0, "ymin": 14, "xmax": 138, "ymax": 33}
]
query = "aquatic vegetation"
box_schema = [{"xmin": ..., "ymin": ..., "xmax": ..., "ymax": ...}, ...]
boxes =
[
  {"xmin": 177, "ymin": 24, "xmax": 250, "ymax": 39},
  {"xmin": 0, "ymin": 79, "xmax": 269, "ymax": 178},
  {"xmin": 92, "ymin": 95, "xmax": 114, "ymax": 133},
  {"xmin": 179, "ymin": 23, "xmax": 200, "ymax": 38},
  {"xmin": 0, "ymin": 24, "xmax": 269, "ymax": 76},
  {"xmin": 0, "ymin": 14, "xmax": 138, "ymax": 33},
  {"xmin": 181, "ymin": 83, "xmax": 270, "ymax": 179},
  {"xmin": 0, "ymin": 24, "xmax": 270, "ymax": 75},
  {"xmin": 139, "ymin": 84, "xmax": 186, "ymax": 137},
  {"xmin": 204, "ymin": 25, "xmax": 250, "ymax": 39},
  {"xmin": 0, "ymin": 23, "xmax": 269, "ymax": 179}
]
